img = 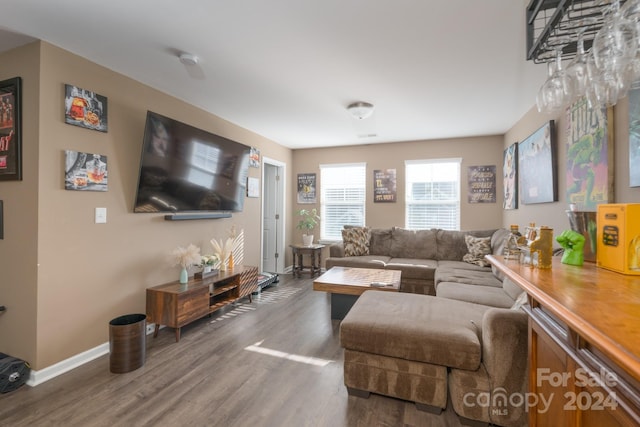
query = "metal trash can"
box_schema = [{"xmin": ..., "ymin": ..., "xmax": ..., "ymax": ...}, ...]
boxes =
[{"xmin": 109, "ymin": 313, "xmax": 146, "ymax": 373}]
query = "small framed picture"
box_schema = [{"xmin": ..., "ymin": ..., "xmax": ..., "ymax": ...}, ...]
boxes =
[
  {"xmin": 65, "ymin": 150, "xmax": 108, "ymax": 191},
  {"xmin": 0, "ymin": 77, "xmax": 22, "ymax": 181},
  {"xmin": 64, "ymin": 84, "xmax": 108, "ymax": 132}
]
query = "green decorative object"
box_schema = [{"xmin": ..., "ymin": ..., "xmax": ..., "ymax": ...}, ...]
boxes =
[
  {"xmin": 179, "ymin": 267, "xmax": 188, "ymax": 284},
  {"xmin": 556, "ymin": 229, "xmax": 586, "ymax": 266}
]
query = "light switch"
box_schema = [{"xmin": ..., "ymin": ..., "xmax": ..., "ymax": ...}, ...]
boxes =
[{"xmin": 95, "ymin": 207, "xmax": 107, "ymax": 224}]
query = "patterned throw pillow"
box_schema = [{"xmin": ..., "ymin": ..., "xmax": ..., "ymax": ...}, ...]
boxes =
[
  {"xmin": 342, "ymin": 227, "xmax": 370, "ymax": 257},
  {"xmin": 462, "ymin": 235, "xmax": 492, "ymax": 267}
]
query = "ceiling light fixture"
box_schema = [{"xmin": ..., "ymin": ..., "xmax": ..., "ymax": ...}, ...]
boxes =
[
  {"xmin": 179, "ymin": 53, "xmax": 199, "ymax": 66},
  {"xmin": 347, "ymin": 102, "xmax": 374, "ymax": 120}
]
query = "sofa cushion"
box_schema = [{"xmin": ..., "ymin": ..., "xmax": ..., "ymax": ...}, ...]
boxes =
[
  {"xmin": 342, "ymin": 226, "xmax": 370, "ymax": 256},
  {"xmin": 369, "ymin": 228, "xmax": 393, "ymax": 256},
  {"xmin": 436, "ymin": 282, "xmax": 515, "ymax": 308},
  {"xmin": 389, "ymin": 228, "xmax": 437, "ymax": 259},
  {"xmin": 491, "ymin": 228, "xmax": 511, "ymax": 256},
  {"xmin": 340, "ymin": 292, "xmax": 489, "ymax": 370},
  {"xmin": 436, "ymin": 260, "xmax": 491, "ymax": 272},
  {"xmin": 462, "ymin": 235, "xmax": 492, "ymax": 267},
  {"xmin": 435, "ymin": 229, "xmax": 496, "ymax": 261},
  {"xmin": 385, "ymin": 258, "xmax": 438, "ymax": 280},
  {"xmin": 490, "ymin": 228, "xmax": 511, "ymax": 280},
  {"xmin": 325, "ymin": 255, "xmax": 390, "ymax": 270},
  {"xmin": 434, "ymin": 267, "xmax": 503, "ymax": 288},
  {"xmin": 502, "ymin": 277, "xmax": 524, "ymax": 301}
]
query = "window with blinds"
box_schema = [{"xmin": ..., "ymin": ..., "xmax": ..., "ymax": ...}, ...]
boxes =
[
  {"xmin": 320, "ymin": 163, "xmax": 366, "ymax": 241},
  {"xmin": 405, "ymin": 159, "xmax": 461, "ymax": 230}
]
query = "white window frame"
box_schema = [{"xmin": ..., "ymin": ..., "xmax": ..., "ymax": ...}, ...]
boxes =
[
  {"xmin": 405, "ymin": 158, "xmax": 461, "ymax": 230},
  {"xmin": 319, "ymin": 162, "xmax": 366, "ymax": 242}
]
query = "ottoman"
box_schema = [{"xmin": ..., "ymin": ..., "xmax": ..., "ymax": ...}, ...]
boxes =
[{"xmin": 339, "ymin": 291, "xmax": 489, "ymax": 412}]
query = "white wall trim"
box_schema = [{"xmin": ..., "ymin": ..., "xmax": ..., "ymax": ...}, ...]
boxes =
[
  {"xmin": 27, "ymin": 342, "xmax": 109, "ymax": 387},
  {"xmin": 26, "ymin": 325, "xmax": 160, "ymax": 386}
]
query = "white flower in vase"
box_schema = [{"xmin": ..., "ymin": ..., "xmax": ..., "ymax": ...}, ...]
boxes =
[{"xmin": 170, "ymin": 243, "xmax": 201, "ymax": 284}]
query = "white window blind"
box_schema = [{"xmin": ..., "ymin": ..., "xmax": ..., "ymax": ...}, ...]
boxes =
[
  {"xmin": 320, "ymin": 163, "xmax": 366, "ymax": 240},
  {"xmin": 405, "ymin": 159, "xmax": 461, "ymax": 230}
]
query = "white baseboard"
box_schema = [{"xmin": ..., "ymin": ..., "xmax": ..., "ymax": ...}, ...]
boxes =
[
  {"xmin": 26, "ymin": 323, "xmax": 160, "ymax": 387},
  {"xmin": 27, "ymin": 342, "xmax": 109, "ymax": 387}
]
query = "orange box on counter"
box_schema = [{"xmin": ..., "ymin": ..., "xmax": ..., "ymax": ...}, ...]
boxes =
[{"xmin": 596, "ymin": 203, "xmax": 640, "ymax": 275}]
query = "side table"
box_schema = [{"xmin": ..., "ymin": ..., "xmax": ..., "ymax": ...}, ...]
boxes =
[{"xmin": 290, "ymin": 244, "xmax": 325, "ymax": 278}]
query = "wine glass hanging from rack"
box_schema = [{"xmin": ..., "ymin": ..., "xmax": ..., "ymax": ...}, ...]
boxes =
[{"xmin": 527, "ymin": 0, "xmax": 640, "ymax": 109}]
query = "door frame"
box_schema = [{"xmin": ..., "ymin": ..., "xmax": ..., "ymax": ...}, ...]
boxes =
[{"xmin": 261, "ymin": 156, "xmax": 286, "ymax": 273}]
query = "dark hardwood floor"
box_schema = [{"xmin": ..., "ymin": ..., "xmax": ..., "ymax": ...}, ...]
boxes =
[{"xmin": 0, "ymin": 274, "xmax": 467, "ymax": 427}]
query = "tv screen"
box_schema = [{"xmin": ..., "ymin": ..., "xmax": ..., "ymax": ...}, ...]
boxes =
[{"xmin": 133, "ymin": 111, "xmax": 250, "ymax": 213}]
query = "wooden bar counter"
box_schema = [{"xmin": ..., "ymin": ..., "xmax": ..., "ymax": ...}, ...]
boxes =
[{"xmin": 487, "ymin": 255, "xmax": 640, "ymax": 427}]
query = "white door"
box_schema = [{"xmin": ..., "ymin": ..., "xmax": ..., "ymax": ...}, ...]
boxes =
[{"xmin": 262, "ymin": 158, "xmax": 285, "ymax": 273}]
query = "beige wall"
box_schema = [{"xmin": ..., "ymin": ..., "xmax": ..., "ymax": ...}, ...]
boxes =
[
  {"xmin": 0, "ymin": 42, "xmax": 40, "ymax": 370},
  {"xmin": 291, "ymin": 135, "xmax": 506, "ymax": 243},
  {"xmin": 503, "ymin": 102, "xmax": 640, "ymax": 236},
  {"xmin": 0, "ymin": 42, "xmax": 293, "ymax": 370}
]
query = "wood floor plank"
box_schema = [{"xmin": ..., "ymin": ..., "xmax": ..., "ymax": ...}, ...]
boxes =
[{"xmin": 0, "ymin": 274, "xmax": 466, "ymax": 427}]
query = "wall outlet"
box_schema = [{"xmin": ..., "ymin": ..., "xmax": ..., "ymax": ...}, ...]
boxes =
[{"xmin": 146, "ymin": 323, "xmax": 155, "ymax": 335}]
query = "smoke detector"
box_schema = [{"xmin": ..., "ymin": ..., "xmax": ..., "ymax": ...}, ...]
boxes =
[{"xmin": 179, "ymin": 53, "xmax": 199, "ymax": 66}]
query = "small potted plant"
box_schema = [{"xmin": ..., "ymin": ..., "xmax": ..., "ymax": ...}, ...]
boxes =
[{"xmin": 296, "ymin": 208, "xmax": 320, "ymax": 246}]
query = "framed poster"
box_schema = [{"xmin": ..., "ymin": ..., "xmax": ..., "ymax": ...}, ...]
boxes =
[
  {"xmin": 519, "ymin": 121, "xmax": 557, "ymax": 204},
  {"xmin": 566, "ymin": 96, "xmax": 614, "ymax": 209},
  {"xmin": 0, "ymin": 77, "xmax": 22, "ymax": 181},
  {"xmin": 503, "ymin": 143, "xmax": 518, "ymax": 210},
  {"xmin": 629, "ymin": 86, "xmax": 640, "ymax": 187},
  {"xmin": 467, "ymin": 165, "xmax": 496, "ymax": 203},
  {"xmin": 64, "ymin": 84, "xmax": 108, "ymax": 132},
  {"xmin": 297, "ymin": 173, "xmax": 316, "ymax": 204},
  {"xmin": 65, "ymin": 150, "xmax": 108, "ymax": 191},
  {"xmin": 373, "ymin": 169, "xmax": 397, "ymax": 202},
  {"xmin": 249, "ymin": 147, "xmax": 260, "ymax": 168}
]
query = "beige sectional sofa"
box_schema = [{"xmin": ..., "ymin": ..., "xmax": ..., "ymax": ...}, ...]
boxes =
[{"xmin": 330, "ymin": 227, "xmax": 529, "ymax": 427}]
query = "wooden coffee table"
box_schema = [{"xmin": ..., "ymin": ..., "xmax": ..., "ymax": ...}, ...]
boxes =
[{"xmin": 313, "ymin": 267, "xmax": 401, "ymax": 319}]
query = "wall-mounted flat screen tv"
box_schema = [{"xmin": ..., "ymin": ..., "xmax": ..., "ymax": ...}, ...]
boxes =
[{"xmin": 133, "ymin": 111, "xmax": 250, "ymax": 214}]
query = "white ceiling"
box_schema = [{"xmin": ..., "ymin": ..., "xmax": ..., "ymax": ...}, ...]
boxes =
[{"xmin": 0, "ymin": 0, "xmax": 546, "ymax": 149}]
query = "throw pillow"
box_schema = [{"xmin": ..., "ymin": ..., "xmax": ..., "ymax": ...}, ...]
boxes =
[
  {"xmin": 462, "ymin": 235, "xmax": 492, "ymax": 267},
  {"xmin": 342, "ymin": 227, "xmax": 370, "ymax": 257}
]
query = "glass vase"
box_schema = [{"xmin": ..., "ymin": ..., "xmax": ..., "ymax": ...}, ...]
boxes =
[{"xmin": 179, "ymin": 267, "xmax": 188, "ymax": 284}]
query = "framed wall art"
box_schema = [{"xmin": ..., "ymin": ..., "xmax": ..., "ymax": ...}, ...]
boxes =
[
  {"xmin": 0, "ymin": 77, "xmax": 22, "ymax": 181},
  {"xmin": 249, "ymin": 147, "xmax": 260, "ymax": 168},
  {"xmin": 503, "ymin": 143, "xmax": 518, "ymax": 210},
  {"xmin": 297, "ymin": 173, "xmax": 316, "ymax": 204},
  {"xmin": 518, "ymin": 121, "xmax": 557, "ymax": 205},
  {"xmin": 65, "ymin": 150, "xmax": 108, "ymax": 191},
  {"xmin": 467, "ymin": 165, "xmax": 496, "ymax": 203},
  {"xmin": 566, "ymin": 96, "xmax": 614, "ymax": 209},
  {"xmin": 373, "ymin": 169, "xmax": 397, "ymax": 202},
  {"xmin": 64, "ymin": 84, "xmax": 108, "ymax": 132}
]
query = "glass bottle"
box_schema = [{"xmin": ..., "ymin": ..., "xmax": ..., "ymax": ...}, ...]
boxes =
[
  {"xmin": 505, "ymin": 225, "xmax": 522, "ymax": 260},
  {"xmin": 86, "ymin": 154, "xmax": 106, "ymax": 184}
]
